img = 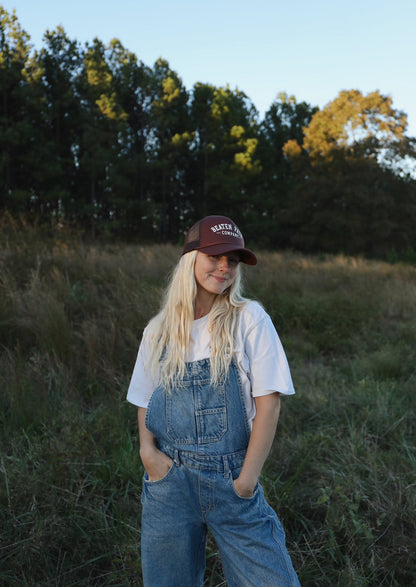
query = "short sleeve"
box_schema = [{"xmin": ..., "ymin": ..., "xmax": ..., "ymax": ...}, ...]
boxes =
[
  {"xmin": 240, "ymin": 302, "xmax": 295, "ymax": 397},
  {"xmin": 126, "ymin": 326, "xmax": 156, "ymax": 407}
]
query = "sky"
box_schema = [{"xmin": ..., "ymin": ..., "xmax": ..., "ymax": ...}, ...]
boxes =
[{"xmin": 4, "ymin": 0, "xmax": 416, "ymax": 137}]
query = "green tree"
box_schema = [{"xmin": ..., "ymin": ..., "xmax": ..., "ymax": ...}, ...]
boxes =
[
  {"xmin": 0, "ymin": 7, "xmax": 43, "ymax": 215},
  {"xmin": 260, "ymin": 92, "xmax": 317, "ymax": 167},
  {"xmin": 148, "ymin": 58, "xmax": 192, "ymax": 241},
  {"xmin": 188, "ymin": 83, "xmax": 261, "ymax": 230},
  {"xmin": 284, "ymin": 90, "xmax": 416, "ymax": 256},
  {"xmin": 105, "ymin": 39, "xmax": 154, "ymax": 238},
  {"xmin": 36, "ymin": 27, "xmax": 83, "ymax": 222},
  {"xmin": 254, "ymin": 92, "xmax": 317, "ymax": 247},
  {"xmin": 76, "ymin": 38, "xmax": 128, "ymax": 235}
]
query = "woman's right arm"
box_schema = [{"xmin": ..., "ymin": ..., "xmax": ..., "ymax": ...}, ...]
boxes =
[{"xmin": 138, "ymin": 407, "xmax": 173, "ymax": 481}]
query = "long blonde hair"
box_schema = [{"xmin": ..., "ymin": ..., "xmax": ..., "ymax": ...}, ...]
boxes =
[{"xmin": 146, "ymin": 250, "xmax": 248, "ymax": 389}]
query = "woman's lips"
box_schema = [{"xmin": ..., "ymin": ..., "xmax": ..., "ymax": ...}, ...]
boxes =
[{"xmin": 211, "ymin": 275, "xmax": 227, "ymax": 282}]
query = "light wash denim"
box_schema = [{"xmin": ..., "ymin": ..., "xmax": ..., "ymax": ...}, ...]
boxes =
[{"xmin": 141, "ymin": 358, "xmax": 300, "ymax": 586}]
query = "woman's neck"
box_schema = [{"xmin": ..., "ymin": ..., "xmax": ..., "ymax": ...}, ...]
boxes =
[
  {"xmin": 194, "ymin": 288, "xmax": 216, "ymax": 320},
  {"xmin": 194, "ymin": 308, "xmax": 210, "ymax": 320}
]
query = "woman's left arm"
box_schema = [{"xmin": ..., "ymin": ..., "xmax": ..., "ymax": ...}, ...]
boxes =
[{"xmin": 234, "ymin": 392, "xmax": 281, "ymax": 497}]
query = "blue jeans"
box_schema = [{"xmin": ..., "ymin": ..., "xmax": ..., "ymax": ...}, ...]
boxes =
[{"xmin": 141, "ymin": 359, "xmax": 300, "ymax": 586}]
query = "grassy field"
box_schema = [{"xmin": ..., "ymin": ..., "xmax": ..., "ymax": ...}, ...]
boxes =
[{"xmin": 1, "ymin": 223, "xmax": 415, "ymax": 586}]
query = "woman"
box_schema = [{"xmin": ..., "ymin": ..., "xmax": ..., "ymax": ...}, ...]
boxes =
[{"xmin": 127, "ymin": 215, "xmax": 300, "ymax": 586}]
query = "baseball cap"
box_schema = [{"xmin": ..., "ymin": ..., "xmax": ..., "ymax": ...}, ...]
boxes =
[{"xmin": 182, "ymin": 215, "xmax": 257, "ymax": 265}]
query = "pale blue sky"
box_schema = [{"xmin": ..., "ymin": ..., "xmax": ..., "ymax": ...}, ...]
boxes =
[{"xmin": 4, "ymin": 0, "xmax": 416, "ymax": 136}]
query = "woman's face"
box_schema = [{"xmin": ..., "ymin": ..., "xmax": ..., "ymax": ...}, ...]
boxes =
[{"xmin": 194, "ymin": 252, "xmax": 240, "ymax": 297}]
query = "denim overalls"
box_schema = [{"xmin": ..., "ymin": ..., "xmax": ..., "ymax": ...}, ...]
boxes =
[{"xmin": 141, "ymin": 358, "xmax": 300, "ymax": 587}]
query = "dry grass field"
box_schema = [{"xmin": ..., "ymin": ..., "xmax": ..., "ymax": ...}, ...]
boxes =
[{"xmin": 1, "ymin": 223, "xmax": 415, "ymax": 585}]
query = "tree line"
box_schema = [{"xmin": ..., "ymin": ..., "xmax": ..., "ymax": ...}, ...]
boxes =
[{"xmin": 1, "ymin": 6, "xmax": 416, "ymax": 257}]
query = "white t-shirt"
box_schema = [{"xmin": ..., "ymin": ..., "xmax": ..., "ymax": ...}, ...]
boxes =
[{"xmin": 126, "ymin": 301, "xmax": 295, "ymax": 428}]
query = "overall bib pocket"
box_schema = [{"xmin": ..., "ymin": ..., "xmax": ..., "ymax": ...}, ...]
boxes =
[{"xmin": 166, "ymin": 378, "xmax": 228, "ymax": 445}]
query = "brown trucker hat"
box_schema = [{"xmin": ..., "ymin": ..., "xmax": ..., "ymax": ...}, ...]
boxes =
[{"xmin": 182, "ymin": 215, "xmax": 257, "ymax": 265}]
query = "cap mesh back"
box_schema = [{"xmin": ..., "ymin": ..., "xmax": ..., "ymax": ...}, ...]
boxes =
[{"xmin": 183, "ymin": 220, "xmax": 201, "ymax": 253}]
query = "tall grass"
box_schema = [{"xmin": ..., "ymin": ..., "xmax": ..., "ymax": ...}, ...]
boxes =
[{"xmin": 1, "ymin": 223, "xmax": 415, "ymax": 585}]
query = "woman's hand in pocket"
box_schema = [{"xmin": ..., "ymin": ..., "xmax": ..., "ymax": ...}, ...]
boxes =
[
  {"xmin": 233, "ymin": 476, "xmax": 255, "ymax": 498},
  {"xmin": 141, "ymin": 446, "xmax": 173, "ymax": 482}
]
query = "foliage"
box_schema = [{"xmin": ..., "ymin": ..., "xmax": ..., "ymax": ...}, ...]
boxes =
[
  {"xmin": 282, "ymin": 90, "xmax": 416, "ymax": 257},
  {"xmin": 1, "ymin": 227, "xmax": 415, "ymax": 585},
  {"xmin": 302, "ymin": 89, "xmax": 407, "ymax": 162},
  {"xmin": 0, "ymin": 8, "xmax": 416, "ymax": 259}
]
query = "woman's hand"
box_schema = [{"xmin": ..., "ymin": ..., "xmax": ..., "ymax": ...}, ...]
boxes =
[
  {"xmin": 233, "ymin": 476, "xmax": 256, "ymax": 498},
  {"xmin": 138, "ymin": 407, "xmax": 173, "ymax": 481},
  {"xmin": 141, "ymin": 446, "xmax": 173, "ymax": 482}
]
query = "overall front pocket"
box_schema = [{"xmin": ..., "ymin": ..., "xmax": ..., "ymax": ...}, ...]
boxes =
[{"xmin": 143, "ymin": 460, "xmax": 176, "ymax": 485}]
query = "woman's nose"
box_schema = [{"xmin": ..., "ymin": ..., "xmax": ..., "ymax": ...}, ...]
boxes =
[{"xmin": 217, "ymin": 256, "xmax": 229, "ymax": 271}]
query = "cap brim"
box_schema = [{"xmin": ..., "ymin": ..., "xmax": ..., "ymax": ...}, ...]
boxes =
[{"xmin": 197, "ymin": 244, "xmax": 257, "ymax": 265}]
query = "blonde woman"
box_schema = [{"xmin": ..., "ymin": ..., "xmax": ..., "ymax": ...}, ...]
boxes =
[{"xmin": 127, "ymin": 215, "xmax": 300, "ymax": 586}]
